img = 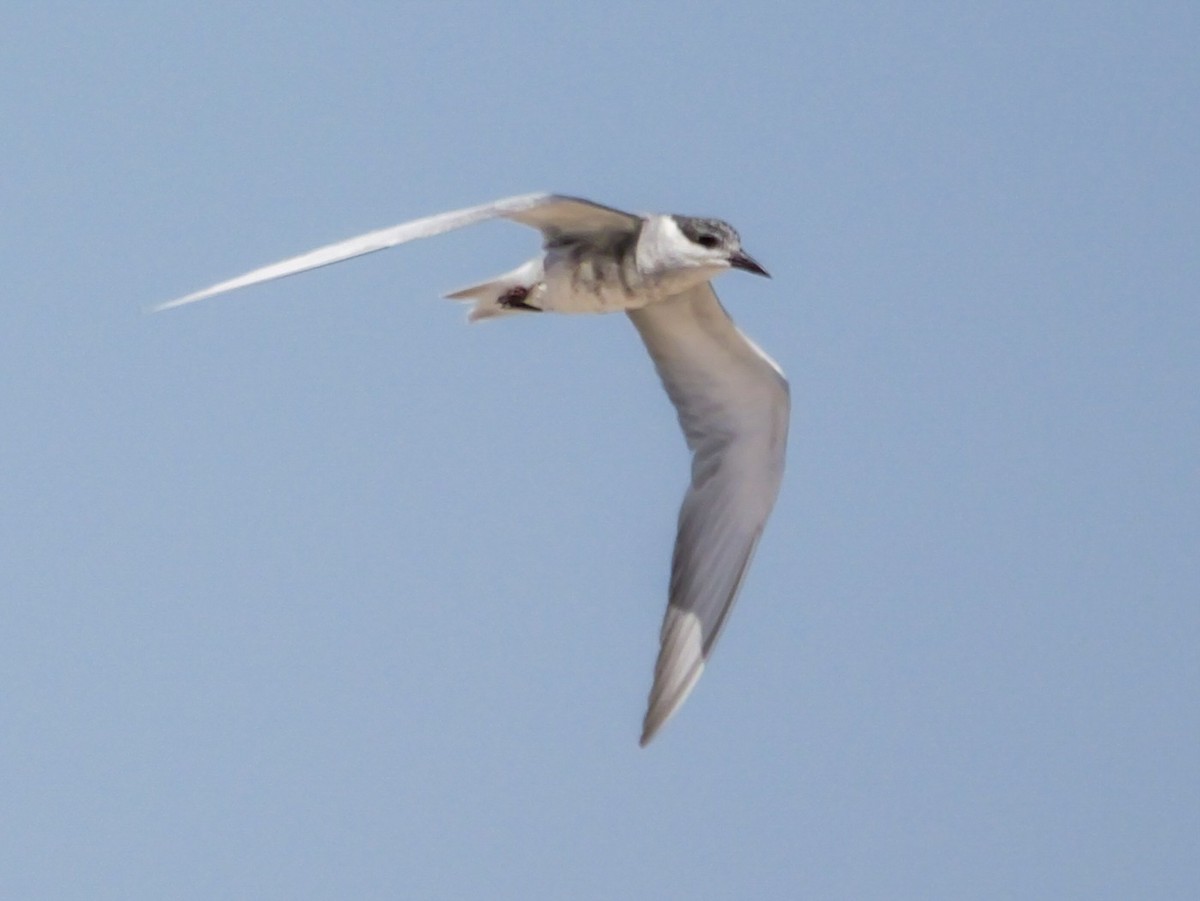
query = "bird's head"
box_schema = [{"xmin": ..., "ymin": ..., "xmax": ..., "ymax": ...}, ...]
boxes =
[{"xmin": 663, "ymin": 214, "xmax": 770, "ymax": 279}]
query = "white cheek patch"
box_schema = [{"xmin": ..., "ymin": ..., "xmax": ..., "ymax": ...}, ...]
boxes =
[{"xmin": 660, "ymin": 214, "xmax": 689, "ymax": 246}]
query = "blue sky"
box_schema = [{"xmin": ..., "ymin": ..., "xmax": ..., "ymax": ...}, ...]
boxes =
[{"xmin": 3, "ymin": 3, "xmax": 1197, "ymax": 898}]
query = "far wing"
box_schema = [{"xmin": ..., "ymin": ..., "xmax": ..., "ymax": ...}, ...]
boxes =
[
  {"xmin": 153, "ymin": 193, "xmax": 639, "ymax": 312},
  {"xmin": 627, "ymin": 283, "xmax": 790, "ymax": 745},
  {"xmin": 504, "ymin": 194, "xmax": 640, "ymax": 237}
]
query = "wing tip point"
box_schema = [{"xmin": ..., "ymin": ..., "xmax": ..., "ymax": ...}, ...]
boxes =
[{"xmin": 145, "ymin": 298, "xmax": 183, "ymax": 315}]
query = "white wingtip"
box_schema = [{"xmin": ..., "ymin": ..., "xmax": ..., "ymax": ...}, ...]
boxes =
[
  {"xmin": 147, "ymin": 231, "xmax": 389, "ymax": 314},
  {"xmin": 640, "ymin": 607, "xmax": 707, "ymax": 746},
  {"xmin": 147, "ymin": 285, "xmax": 231, "ymax": 314}
]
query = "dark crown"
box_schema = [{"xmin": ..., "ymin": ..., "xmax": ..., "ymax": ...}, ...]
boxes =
[{"xmin": 672, "ymin": 216, "xmax": 740, "ymax": 249}]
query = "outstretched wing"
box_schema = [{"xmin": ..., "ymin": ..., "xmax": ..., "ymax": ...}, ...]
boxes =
[
  {"xmin": 152, "ymin": 193, "xmax": 640, "ymax": 312},
  {"xmin": 627, "ymin": 283, "xmax": 789, "ymax": 745}
]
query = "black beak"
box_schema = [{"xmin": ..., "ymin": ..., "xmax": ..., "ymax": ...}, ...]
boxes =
[{"xmin": 729, "ymin": 250, "xmax": 770, "ymax": 278}]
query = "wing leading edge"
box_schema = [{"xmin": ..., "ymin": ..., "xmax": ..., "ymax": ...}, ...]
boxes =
[{"xmin": 628, "ymin": 283, "xmax": 789, "ymax": 744}]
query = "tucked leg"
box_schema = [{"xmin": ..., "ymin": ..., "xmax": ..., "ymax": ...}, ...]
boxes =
[{"xmin": 498, "ymin": 285, "xmax": 542, "ymax": 312}]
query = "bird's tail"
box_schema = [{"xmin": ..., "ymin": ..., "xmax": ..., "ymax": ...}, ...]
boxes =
[{"xmin": 444, "ymin": 260, "xmax": 544, "ymax": 322}]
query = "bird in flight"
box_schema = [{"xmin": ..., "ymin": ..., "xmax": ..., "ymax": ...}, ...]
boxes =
[{"xmin": 157, "ymin": 193, "xmax": 790, "ymax": 745}]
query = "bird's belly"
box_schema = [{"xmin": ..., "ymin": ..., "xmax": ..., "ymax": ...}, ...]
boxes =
[
  {"xmin": 537, "ymin": 281, "xmax": 652, "ymax": 314},
  {"xmin": 535, "ymin": 252, "xmax": 655, "ymax": 314}
]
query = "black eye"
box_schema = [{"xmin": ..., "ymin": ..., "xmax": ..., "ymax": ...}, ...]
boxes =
[{"xmin": 696, "ymin": 234, "xmax": 720, "ymax": 249}]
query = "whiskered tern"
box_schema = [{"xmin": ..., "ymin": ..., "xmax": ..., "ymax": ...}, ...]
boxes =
[{"xmin": 157, "ymin": 193, "xmax": 790, "ymax": 745}]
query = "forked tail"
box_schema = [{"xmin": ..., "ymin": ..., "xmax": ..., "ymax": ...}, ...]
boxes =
[{"xmin": 444, "ymin": 260, "xmax": 544, "ymax": 322}]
